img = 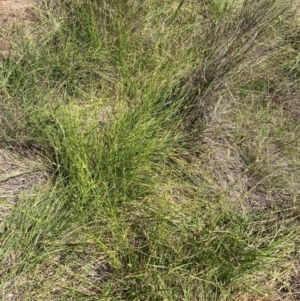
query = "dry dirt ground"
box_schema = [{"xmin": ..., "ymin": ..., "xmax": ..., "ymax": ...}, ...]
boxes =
[
  {"xmin": 0, "ymin": 0, "xmax": 37, "ymax": 57},
  {"xmin": 0, "ymin": 147, "xmax": 49, "ymax": 227}
]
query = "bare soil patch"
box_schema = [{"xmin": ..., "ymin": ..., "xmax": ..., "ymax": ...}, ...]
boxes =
[
  {"xmin": 0, "ymin": 0, "xmax": 38, "ymax": 56},
  {"xmin": 0, "ymin": 148, "xmax": 49, "ymax": 227}
]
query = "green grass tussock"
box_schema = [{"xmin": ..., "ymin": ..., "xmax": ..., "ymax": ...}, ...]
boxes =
[{"xmin": 0, "ymin": 0, "xmax": 300, "ymax": 300}]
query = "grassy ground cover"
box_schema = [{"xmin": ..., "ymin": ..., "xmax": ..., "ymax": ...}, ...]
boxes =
[{"xmin": 0, "ymin": 0, "xmax": 300, "ymax": 300}]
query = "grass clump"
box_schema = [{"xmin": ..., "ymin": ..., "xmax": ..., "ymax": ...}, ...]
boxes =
[{"xmin": 0, "ymin": 0, "xmax": 300, "ymax": 300}]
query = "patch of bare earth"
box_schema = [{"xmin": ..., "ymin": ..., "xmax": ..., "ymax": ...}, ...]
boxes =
[
  {"xmin": 0, "ymin": 148, "xmax": 49, "ymax": 227},
  {"xmin": 196, "ymin": 96, "xmax": 271, "ymax": 211},
  {"xmin": 0, "ymin": 0, "xmax": 38, "ymax": 57},
  {"xmin": 289, "ymin": 259, "xmax": 300, "ymax": 301}
]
